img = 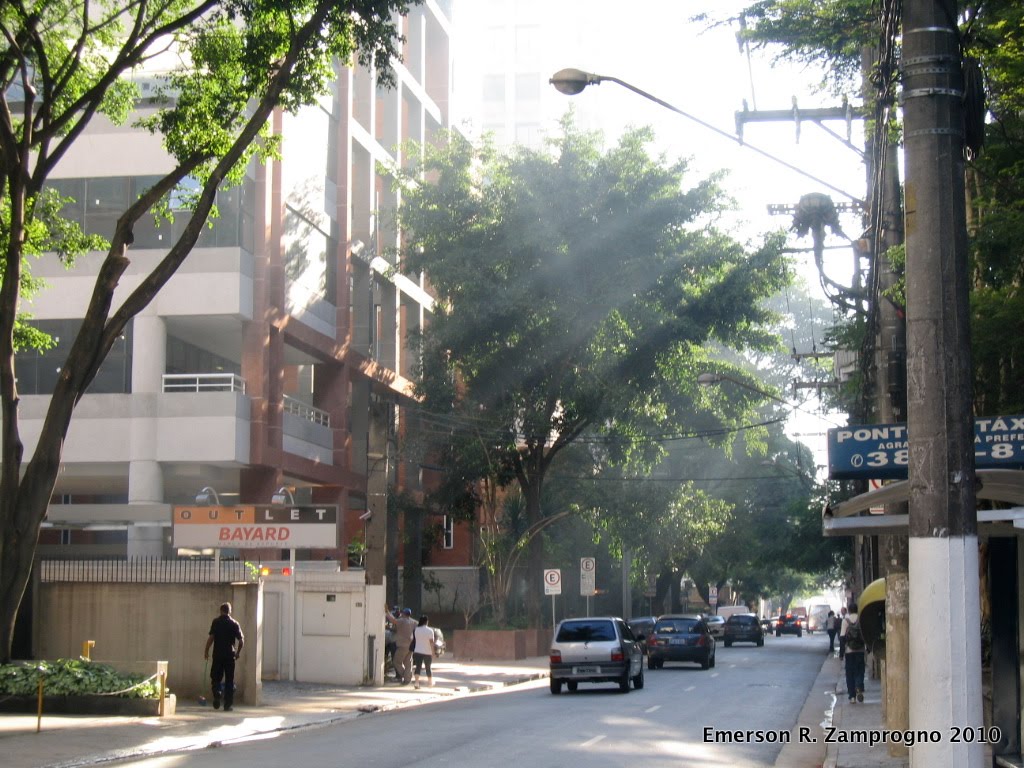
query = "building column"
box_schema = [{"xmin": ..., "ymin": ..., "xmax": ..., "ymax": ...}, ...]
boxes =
[{"xmin": 128, "ymin": 313, "xmax": 166, "ymax": 556}]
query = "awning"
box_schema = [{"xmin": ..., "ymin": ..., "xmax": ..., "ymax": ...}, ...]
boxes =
[{"xmin": 822, "ymin": 469, "xmax": 1024, "ymax": 536}]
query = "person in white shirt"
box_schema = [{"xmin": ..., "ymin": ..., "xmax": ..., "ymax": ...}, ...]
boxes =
[
  {"xmin": 840, "ymin": 602, "xmax": 866, "ymax": 702},
  {"xmin": 412, "ymin": 614, "xmax": 437, "ymax": 689}
]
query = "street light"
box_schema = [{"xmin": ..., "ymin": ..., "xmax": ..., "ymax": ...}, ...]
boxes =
[{"xmin": 549, "ymin": 68, "xmax": 862, "ymax": 203}]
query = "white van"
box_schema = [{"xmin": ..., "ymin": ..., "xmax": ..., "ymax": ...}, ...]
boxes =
[
  {"xmin": 806, "ymin": 604, "xmax": 832, "ymax": 634},
  {"xmin": 716, "ymin": 605, "xmax": 751, "ymax": 620}
]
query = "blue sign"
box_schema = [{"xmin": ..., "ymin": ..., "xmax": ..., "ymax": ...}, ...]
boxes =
[{"xmin": 827, "ymin": 415, "xmax": 1024, "ymax": 480}]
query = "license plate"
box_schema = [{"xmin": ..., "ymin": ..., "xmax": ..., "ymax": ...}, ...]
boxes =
[
  {"xmin": 670, "ymin": 638, "xmax": 687, "ymax": 645},
  {"xmin": 573, "ymin": 665, "xmax": 599, "ymax": 674}
]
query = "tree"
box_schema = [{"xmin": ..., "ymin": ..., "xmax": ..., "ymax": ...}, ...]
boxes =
[
  {"xmin": 0, "ymin": 0, "xmax": 418, "ymax": 661},
  {"xmin": 395, "ymin": 119, "xmax": 792, "ymax": 626}
]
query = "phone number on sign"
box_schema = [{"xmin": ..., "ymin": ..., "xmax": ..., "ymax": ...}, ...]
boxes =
[{"xmin": 823, "ymin": 726, "xmax": 1001, "ymax": 748}]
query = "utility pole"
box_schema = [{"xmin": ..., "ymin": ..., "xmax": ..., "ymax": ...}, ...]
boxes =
[{"xmin": 902, "ymin": 2, "xmax": 982, "ymax": 766}]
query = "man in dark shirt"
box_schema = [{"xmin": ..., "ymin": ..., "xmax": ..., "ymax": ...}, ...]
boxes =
[{"xmin": 204, "ymin": 602, "xmax": 244, "ymax": 710}]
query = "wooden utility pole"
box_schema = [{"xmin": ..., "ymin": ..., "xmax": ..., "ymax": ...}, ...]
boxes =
[{"xmin": 902, "ymin": 2, "xmax": 982, "ymax": 766}]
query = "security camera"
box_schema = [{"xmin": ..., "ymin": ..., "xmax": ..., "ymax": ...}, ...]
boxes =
[{"xmin": 358, "ymin": 510, "xmax": 373, "ymax": 521}]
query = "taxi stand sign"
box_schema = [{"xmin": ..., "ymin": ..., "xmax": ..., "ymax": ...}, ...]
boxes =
[
  {"xmin": 172, "ymin": 504, "xmax": 338, "ymax": 549},
  {"xmin": 827, "ymin": 414, "xmax": 1024, "ymax": 480},
  {"xmin": 544, "ymin": 568, "xmax": 561, "ymax": 629}
]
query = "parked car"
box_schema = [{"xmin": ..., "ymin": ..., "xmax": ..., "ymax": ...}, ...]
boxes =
[
  {"xmin": 646, "ymin": 614, "xmax": 716, "ymax": 670},
  {"xmin": 761, "ymin": 616, "xmax": 776, "ymax": 634},
  {"xmin": 723, "ymin": 613, "xmax": 764, "ymax": 647},
  {"xmin": 775, "ymin": 613, "xmax": 803, "ymax": 637},
  {"xmin": 627, "ymin": 616, "xmax": 658, "ymax": 655},
  {"xmin": 549, "ymin": 617, "xmax": 645, "ymax": 694},
  {"xmin": 706, "ymin": 614, "xmax": 726, "ymax": 638}
]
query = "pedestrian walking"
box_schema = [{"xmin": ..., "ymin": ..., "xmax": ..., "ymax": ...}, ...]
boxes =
[
  {"xmin": 412, "ymin": 614, "xmax": 437, "ymax": 689},
  {"xmin": 837, "ymin": 606, "xmax": 849, "ymax": 659},
  {"xmin": 204, "ymin": 602, "xmax": 244, "ymax": 711},
  {"xmin": 840, "ymin": 602, "xmax": 866, "ymax": 702},
  {"xmin": 826, "ymin": 610, "xmax": 838, "ymax": 654},
  {"xmin": 385, "ymin": 607, "xmax": 418, "ymax": 684}
]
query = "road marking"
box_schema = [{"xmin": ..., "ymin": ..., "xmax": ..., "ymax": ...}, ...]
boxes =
[
  {"xmin": 711, "ymin": 672, "xmax": 719, "ymax": 678},
  {"xmin": 729, "ymin": 664, "xmax": 737, "ymax": 668},
  {"xmin": 645, "ymin": 705, "xmax": 661, "ymax": 713},
  {"xmin": 581, "ymin": 735, "xmax": 606, "ymax": 748},
  {"xmin": 684, "ymin": 685, "xmax": 696, "ymax": 692}
]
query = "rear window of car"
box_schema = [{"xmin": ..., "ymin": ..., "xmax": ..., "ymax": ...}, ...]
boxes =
[
  {"xmin": 654, "ymin": 618, "xmax": 699, "ymax": 633},
  {"xmin": 727, "ymin": 615, "xmax": 757, "ymax": 625},
  {"xmin": 556, "ymin": 620, "xmax": 617, "ymax": 642}
]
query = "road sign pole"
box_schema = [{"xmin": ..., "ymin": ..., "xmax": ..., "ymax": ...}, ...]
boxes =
[{"xmin": 551, "ymin": 594, "xmax": 556, "ymax": 628}]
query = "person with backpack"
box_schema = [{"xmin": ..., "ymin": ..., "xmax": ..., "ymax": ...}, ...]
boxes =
[
  {"xmin": 825, "ymin": 610, "xmax": 838, "ymax": 654},
  {"xmin": 840, "ymin": 601, "xmax": 866, "ymax": 702}
]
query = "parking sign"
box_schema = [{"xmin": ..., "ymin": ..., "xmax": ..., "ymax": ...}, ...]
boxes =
[{"xmin": 544, "ymin": 569, "xmax": 562, "ymax": 595}]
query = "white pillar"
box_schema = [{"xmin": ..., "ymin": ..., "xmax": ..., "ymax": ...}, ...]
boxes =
[
  {"xmin": 908, "ymin": 536, "xmax": 984, "ymax": 766},
  {"xmin": 131, "ymin": 313, "xmax": 166, "ymax": 393}
]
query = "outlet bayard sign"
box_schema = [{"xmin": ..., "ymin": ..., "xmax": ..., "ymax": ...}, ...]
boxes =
[
  {"xmin": 828, "ymin": 415, "xmax": 1024, "ymax": 480},
  {"xmin": 173, "ymin": 504, "xmax": 338, "ymax": 549}
]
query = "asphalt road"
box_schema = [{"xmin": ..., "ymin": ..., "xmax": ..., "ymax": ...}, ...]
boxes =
[{"xmin": 119, "ymin": 634, "xmax": 830, "ymax": 768}]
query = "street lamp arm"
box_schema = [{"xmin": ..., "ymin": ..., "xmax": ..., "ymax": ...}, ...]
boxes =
[{"xmin": 549, "ymin": 69, "xmax": 863, "ymax": 204}]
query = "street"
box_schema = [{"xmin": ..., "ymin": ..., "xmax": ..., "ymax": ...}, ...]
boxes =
[{"xmin": 118, "ymin": 635, "xmax": 832, "ymax": 768}]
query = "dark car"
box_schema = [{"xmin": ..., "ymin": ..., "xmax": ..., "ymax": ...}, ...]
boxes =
[
  {"xmin": 627, "ymin": 616, "xmax": 658, "ymax": 654},
  {"xmin": 775, "ymin": 613, "xmax": 804, "ymax": 637},
  {"xmin": 549, "ymin": 617, "xmax": 645, "ymax": 694},
  {"xmin": 723, "ymin": 613, "xmax": 765, "ymax": 647},
  {"xmin": 646, "ymin": 614, "xmax": 716, "ymax": 670}
]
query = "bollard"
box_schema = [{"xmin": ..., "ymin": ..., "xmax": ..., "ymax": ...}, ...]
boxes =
[
  {"xmin": 158, "ymin": 671, "xmax": 167, "ymax": 717},
  {"xmin": 81, "ymin": 640, "xmax": 95, "ymax": 660},
  {"xmin": 36, "ymin": 671, "xmax": 44, "ymax": 733}
]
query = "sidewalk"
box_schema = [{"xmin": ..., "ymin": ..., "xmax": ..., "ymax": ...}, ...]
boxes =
[
  {"xmin": 0, "ymin": 657, "xmax": 551, "ymax": 768},
  {"xmin": 821, "ymin": 652, "xmax": 909, "ymax": 768}
]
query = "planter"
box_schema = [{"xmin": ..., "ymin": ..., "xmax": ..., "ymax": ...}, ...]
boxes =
[
  {"xmin": 452, "ymin": 629, "xmax": 552, "ymax": 661},
  {"xmin": 0, "ymin": 693, "xmax": 175, "ymax": 716}
]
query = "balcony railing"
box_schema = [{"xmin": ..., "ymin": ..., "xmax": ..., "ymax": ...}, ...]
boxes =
[
  {"xmin": 283, "ymin": 394, "xmax": 330, "ymax": 427},
  {"xmin": 162, "ymin": 373, "xmax": 246, "ymax": 393}
]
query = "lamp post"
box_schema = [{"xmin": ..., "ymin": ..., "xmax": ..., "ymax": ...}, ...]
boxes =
[{"xmin": 549, "ymin": 68, "xmax": 862, "ymax": 203}]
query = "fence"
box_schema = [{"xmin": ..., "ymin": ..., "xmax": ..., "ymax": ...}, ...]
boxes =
[{"xmin": 39, "ymin": 558, "xmax": 257, "ymax": 583}]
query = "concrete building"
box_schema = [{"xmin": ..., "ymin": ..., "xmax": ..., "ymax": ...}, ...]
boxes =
[{"xmin": 27, "ymin": 2, "xmax": 458, "ymax": 571}]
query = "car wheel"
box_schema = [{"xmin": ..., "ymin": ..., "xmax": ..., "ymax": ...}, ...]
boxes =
[
  {"xmin": 776, "ymin": 631, "xmax": 781, "ymax": 638},
  {"xmin": 648, "ymin": 655, "xmax": 657, "ymax": 670},
  {"xmin": 657, "ymin": 658, "xmax": 665, "ymax": 669},
  {"xmin": 724, "ymin": 640, "xmax": 732, "ymax": 648},
  {"xmin": 633, "ymin": 667, "xmax": 645, "ymax": 690},
  {"xmin": 619, "ymin": 669, "xmax": 631, "ymax": 693},
  {"xmin": 710, "ymin": 651, "xmax": 716, "ymax": 668},
  {"xmin": 567, "ymin": 681, "xmax": 578, "ymax": 692},
  {"xmin": 797, "ymin": 630, "xmax": 803, "ymax": 638},
  {"xmin": 700, "ymin": 654, "xmax": 710, "ymax": 670},
  {"xmin": 757, "ymin": 637, "xmax": 764, "ymax": 647},
  {"xmin": 550, "ymin": 678, "xmax": 562, "ymax": 695}
]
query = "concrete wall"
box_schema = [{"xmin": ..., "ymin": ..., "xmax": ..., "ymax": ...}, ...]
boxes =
[{"xmin": 33, "ymin": 582, "xmax": 262, "ymax": 705}]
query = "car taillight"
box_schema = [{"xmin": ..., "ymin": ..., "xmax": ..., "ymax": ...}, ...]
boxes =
[
  {"xmin": 549, "ymin": 650, "xmax": 561, "ymax": 663},
  {"xmin": 697, "ymin": 635, "xmax": 707, "ymax": 647},
  {"xmin": 611, "ymin": 649, "xmax": 625, "ymax": 662}
]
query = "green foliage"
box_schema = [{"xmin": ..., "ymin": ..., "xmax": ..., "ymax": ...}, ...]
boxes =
[
  {"xmin": 726, "ymin": 0, "xmax": 874, "ymax": 94},
  {"xmin": 0, "ymin": 659, "xmax": 163, "ymax": 698}
]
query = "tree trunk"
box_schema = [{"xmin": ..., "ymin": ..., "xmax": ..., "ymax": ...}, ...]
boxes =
[{"xmin": 524, "ymin": 480, "xmax": 543, "ymax": 628}]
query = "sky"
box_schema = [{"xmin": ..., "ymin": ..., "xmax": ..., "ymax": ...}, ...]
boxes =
[{"xmin": 450, "ymin": 0, "xmax": 863, "ymax": 473}]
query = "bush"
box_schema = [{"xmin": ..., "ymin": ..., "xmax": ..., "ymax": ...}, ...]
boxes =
[{"xmin": 0, "ymin": 658, "xmax": 163, "ymax": 698}]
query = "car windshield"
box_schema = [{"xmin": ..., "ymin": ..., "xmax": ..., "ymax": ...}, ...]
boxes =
[
  {"xmin": 728, "ymin": 616, "xmax": 757, "ymax": 625},
  {"xmin": 556, "ymin": 620, "xmax": 616, "ymax": 642},
  {"xmin": 654, "ymin": 618, "xmax": 699, "ymax": 634}
]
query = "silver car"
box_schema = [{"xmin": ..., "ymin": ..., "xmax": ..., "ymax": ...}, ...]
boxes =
[{"xmin": 549, "ymin": 616, "xmax": 645, "ymax": 694}]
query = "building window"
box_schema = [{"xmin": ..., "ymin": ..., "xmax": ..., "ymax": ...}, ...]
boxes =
[
  {"xmin": 15, "ymin": 319, "xmax": 133, "ymax": 395},
  {"xmin": 46, "ymin": 175, "xmax": 255, "ymax": 251},
  {"xmin": 482, "ymin": 74, "xmax": 505, "ymax": 102},
  {"xmin": 515, "ymin": 73, "xmax": 541, "ymax": 102},
  {"xmin": 442, "ymin": 514, "xmax": 454, "ymax": 550}
]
